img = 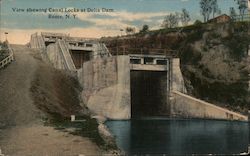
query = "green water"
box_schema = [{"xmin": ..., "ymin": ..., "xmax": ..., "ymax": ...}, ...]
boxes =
[{"xmin": 106, "ymin": 118, "xmax": 249, "ymax": 155}]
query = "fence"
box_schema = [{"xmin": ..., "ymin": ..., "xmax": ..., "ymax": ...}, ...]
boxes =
[
  {"xmin": 107, "ymin": 46, "xmax": 179, "ymax": 57},
  {"xmin": 0, "ymin": 44, "xmax": 14, "ymax": 69}
]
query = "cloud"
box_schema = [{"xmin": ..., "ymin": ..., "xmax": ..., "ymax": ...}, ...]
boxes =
[
  {"xmin": 74, "ymin": 10, "xmax": 169, "ymax": 29},
  {"xmin": 103, "ymin": 11, "xmax": 169, "ymax": 21},
  {"xmin": 27, "ymin": 8, "xmax": 169, "ymax": 30},
  {"xmin": 0, "ymin": 7, "xmax": 171, "ymax": 44}
]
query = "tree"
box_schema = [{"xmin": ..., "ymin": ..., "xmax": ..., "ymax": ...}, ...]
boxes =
[
  {"xmin": 180, "ymin": 8, "xmax": 191, "ymax": 26},
  {"xmin": 200, "ymin": 0, "xmax": 213, "ymax": 22},
  {"xmin": 162, "ymin": 12, "xmax": 180, "ymax": 28},
  {"xmin": 229, "ymin": 7, "xmax": 237, "ymax": 20},
  {"xmin": 140, "ymin": 25, "xmax": 149, "ymax": 33},
  {"xmin": 125, "ymin": 27, "xmax": 135, "ymax": 35},
  {"xmin": 234, "ymin": 0, "xmax": 248, "ymax": 20},
  {"xmin": 211, "ymin": 0, "xmax": 221, "ymax": 18}
]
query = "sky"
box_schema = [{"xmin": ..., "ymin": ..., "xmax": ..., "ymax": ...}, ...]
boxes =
[{"xmin": 0, "ymin": 0, "xmax": 240, "ymax": 44}]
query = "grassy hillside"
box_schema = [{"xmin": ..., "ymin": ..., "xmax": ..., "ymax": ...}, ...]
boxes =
[{"xmin": 102, "ymin": 22, "xmax": 250, "ymax": 114}]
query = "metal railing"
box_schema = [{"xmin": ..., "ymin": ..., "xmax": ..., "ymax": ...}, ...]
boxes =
[
  {"xmin": 58, "ymin": 40, "xmax": 76, "ymax": 71},
  {"xmin": 0, "ymin": 44, "xmax": 14, "ymax": 69},
  {"xmin": 107, "ymin": 46, "xmax": 178, "ymax": 57},
  {"xmin": 97, "ymin": 43, "xmax": 112, "ymax": 57}
]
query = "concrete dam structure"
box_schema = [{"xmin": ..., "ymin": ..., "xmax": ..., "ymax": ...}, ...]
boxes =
[{"xmin": 30, "ymin": 32, "xmax": 248, "ymax": 121}]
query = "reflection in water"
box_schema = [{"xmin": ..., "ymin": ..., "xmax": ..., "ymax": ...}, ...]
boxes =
[{"xmin": 106, "ymin": 119, "xmax": 249, "ymax": 155}]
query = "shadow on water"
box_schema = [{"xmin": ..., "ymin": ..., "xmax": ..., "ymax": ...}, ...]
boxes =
[{"xmin": 106, "ymin": 118, "xmax": 249, "ymax": 155}]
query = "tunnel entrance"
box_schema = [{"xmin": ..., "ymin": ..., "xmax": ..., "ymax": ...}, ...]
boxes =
[{"xmin": 130, "ymin": 71, "xmax": 169, "ymax": 118}]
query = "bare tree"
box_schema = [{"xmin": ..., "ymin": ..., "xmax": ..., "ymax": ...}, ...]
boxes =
[
  {"xmin": 180, "ymin": 8, "xmax": 191, "ymax": 26},
  {"xmin": 229, "ymin": 7, "xmax": 237, "ymax": 20},
  {"xmin": 162, "ymin": 12, "xmax": 180, "ymax": 28},
  {"xmin": 211, "ymin": 0, "xmax": 221, "ymax": 18},
  {"xmin": 234, "ymin": 0, "xmax": 248, "ymax": 20},
  {"xmin": 200, "ymin": 0, "xmax": 213, "ymax": 22}
]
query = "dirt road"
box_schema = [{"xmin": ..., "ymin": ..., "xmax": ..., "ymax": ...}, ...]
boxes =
[{"xmin": 0, "ymin": 45, "xmax": 101, "ymax": 156}]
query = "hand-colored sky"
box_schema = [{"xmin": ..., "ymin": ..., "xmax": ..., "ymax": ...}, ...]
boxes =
[{"xmin": 0, "ymin": 0, "xmax": 239, "ymax": 44}]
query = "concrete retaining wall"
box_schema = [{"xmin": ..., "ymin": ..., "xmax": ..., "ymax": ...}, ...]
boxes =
[
  {"xmin": 46, "ymin": 42, "xmax": 77, "ymax": 71},
  {"xmin": 47, "ymin": 43, "xmax": 68, "ymax": 70},
  {"xmin": 170, "ymin": 91, "xmax": 248, "ymax": 121},
  {"xmin": 171, "ymin": 58, "xmax": 187, "ymax": 93},
  {"xmin": 77, "ymin": 56, "xmax": 131, "ymax": 120},
  {"xmin": 30, "ymin": 33, "xmax": 45, "ymax": 49}
]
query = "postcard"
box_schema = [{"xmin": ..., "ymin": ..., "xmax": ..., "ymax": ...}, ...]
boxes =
[{"xmin": 0, "ymin": 0, "xmax": 249, "ymax": 155}]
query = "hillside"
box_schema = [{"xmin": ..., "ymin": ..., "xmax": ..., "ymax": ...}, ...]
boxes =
[{"xmin": 102, "ymin": 22, "xmax": 250, "ymax": 114}]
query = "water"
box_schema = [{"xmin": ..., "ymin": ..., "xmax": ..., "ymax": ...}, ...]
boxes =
[{"xmin": 106, "ymin": 119, "xmax": 249, "ymax": 155}]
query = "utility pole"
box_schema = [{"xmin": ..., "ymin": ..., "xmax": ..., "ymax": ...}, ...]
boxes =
[{"xmin": 4, "ymin": 32, "xmax": 8, "ymax": 41}]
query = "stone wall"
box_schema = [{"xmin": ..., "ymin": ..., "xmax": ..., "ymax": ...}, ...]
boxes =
[
  {"xmin": 170, "ymin": 91, "xmax": 248, "ymax": 121},
  {"xmin": 77, "ymin": 56, "xmax": 131, "ymax": 119}
]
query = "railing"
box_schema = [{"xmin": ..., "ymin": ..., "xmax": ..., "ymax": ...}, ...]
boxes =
[
  {"xmin": 30, "ymin": 33, "xmax": 46, "ymax": 49},
  {"xmin": 102, "ymin": 44, "xmax": 112, "ymax": 56},
  {"xmin": 0, "ymin": 44, "xmax": 14, "ymax": 69},
  {"xmin": 107, "ymin": 47, "xmax": 178, "ymax": 57},
  {"xmin": 38, "ymin": 36, "xmax": 45, "ymax": 48},
  {"xmin": 98, "ymin": 43, "xmax": 112, "ymax": 57},
  {"xmin": 58, "ymin": 40, "xmax": 76, "ymax": 71},
  {"xmin": 68, "ymin": 45, "xmax": 93, "ymax": 51}
]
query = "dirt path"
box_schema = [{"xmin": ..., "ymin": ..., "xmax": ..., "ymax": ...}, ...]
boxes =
[
  {"xmin": 0, "ymin": 45, "xmax": 41, "ymax": 126},
  {"xmin": 0, "ymin": 45, "xmax": 101, "ymax": 156}
]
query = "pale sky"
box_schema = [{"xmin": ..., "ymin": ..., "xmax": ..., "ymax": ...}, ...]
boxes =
[{"xmin": 0, "ymin": 0, "xmax": 239, "ymax": 44}]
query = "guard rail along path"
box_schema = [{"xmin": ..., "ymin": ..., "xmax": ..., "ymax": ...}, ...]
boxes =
[{"xmin": 0, "ymin": 44, "xmax": 14, "ymax": 69}]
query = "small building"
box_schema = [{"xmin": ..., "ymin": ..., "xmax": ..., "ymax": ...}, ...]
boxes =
[{"xmin": 208, "ymin": 14, "xmax": 231, "ymax": 23}]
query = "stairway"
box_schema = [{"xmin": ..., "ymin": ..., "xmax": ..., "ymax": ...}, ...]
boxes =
[{"xmin": 58, "ymin": 40, "xmax": 76, "ymax": 71}]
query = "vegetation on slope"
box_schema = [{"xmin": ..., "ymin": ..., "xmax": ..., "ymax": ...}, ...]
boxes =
[{"xmin": 30, "ymin": 54, "xmax": 117, "ymax": 150}]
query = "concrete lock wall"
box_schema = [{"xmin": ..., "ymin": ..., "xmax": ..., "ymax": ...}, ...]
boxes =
[
  {"xmin": 38, "ymin": 34, "xmax": 247, "ymax": 121},
  {"xmin": 169, "ymin": 58, "xmax": 248, "ymax": 121},
  {"xmin": 171, "ymin": 58, "xmax": 187, "ymax": 93},
  {"xmin": 170, "ymin": 91, "xmax": 248, "ymax": 121},
  {"xmin": 77, "ymin": 56, "xmax": 131, "ymax": 120},
  {"xmin": 46, "ymin": 43, "xmax": 68, "ymax": 70},
  {"xmin": 30, "ymin": 33, "xmax": 45, "ymax": 49}
]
